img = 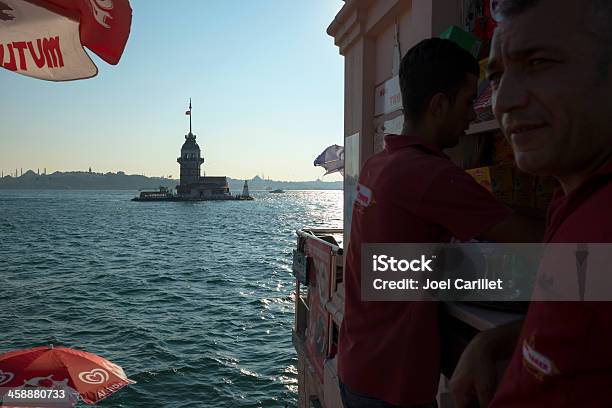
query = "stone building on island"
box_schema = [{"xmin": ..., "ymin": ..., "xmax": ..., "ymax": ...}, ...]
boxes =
[
  {"xmin": 132, "ymin": 100, "xmax": 252, "ymax": 202},
  {"xmin": 175, "ymin": 100, "xmax": 234, "ymax": 199}
]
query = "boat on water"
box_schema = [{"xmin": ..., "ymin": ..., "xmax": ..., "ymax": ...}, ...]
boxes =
[
  {"xmin": 132, "ymin": 185, "xmax": 253, "ymax": 202},
  {"xmin": 132, "ymin": 186, "xmax": 176, "ymax": 201},
  {"xmin": 269, "ymin": 189, "xmax": 285, "ymax": 193}
]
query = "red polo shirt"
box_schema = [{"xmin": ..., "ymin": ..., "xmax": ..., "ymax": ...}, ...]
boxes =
[
  {"xmin": 491, "ymin": 160, "xmax": 612, "ymax": 407},
  {"xmin": 338, "ymin": 134, "xmax": 512, "ymax": 405}
]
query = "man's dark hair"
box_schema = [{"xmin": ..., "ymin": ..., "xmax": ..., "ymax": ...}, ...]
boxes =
[{"xmin": 399, "ymin": 38, "xmax": 479, "ymax": 124}]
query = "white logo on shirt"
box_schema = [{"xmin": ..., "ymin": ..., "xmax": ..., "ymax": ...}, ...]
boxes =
[{"xmin": 355, "ymin": 183, "xmax": 373, "ymax": 207}]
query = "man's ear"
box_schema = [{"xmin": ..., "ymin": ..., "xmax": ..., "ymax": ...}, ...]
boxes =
[{"xmin": 428, "ymin": 93, "xmax": 450, "ymax": 118}]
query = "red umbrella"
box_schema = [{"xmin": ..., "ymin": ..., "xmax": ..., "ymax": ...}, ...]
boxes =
[
  {"xmin": 0, "ymin": 345, "xmax": 135, "ymax": 405},
  {"xmin": 0, "ymin": 0, "xmax": 132, "ymax": 81}
]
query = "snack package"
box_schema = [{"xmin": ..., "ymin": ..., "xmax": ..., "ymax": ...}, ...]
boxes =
[
  {"xmin": 466, "ymin": 165, "xmax": 514, "ymax": 204},
  {"xmin": 474, "ymin": 83, "xmax": 494, "ymax": 122}
]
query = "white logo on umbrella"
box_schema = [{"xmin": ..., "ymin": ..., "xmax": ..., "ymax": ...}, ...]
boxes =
[
  {"xmin": 0, "ymin": 369, "xmax": 14, "ymax": 385},
  {"xmin": 88, "ymin": 0, "xmax": 113, "ymax": 28},
  {"xmin": 78, "ymin": 368, "xmax": 109, "ymax": 385}
]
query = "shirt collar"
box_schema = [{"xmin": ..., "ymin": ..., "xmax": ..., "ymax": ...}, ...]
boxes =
[
  {"xmin": 545, "ymin": 156, "xmax": 612, "ymax": 242},
  {"xmin": 553, "ymin": 155, "xmax": 612, "ymax": 199},
  {"xmin": 384, "ymin": 134, "xmax": 450, "ymax": 160}
]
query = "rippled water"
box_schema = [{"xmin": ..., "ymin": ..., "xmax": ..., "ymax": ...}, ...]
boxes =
[{"xmin": 0, "ymin": 190, "xmax": 343, "ymax": 407}]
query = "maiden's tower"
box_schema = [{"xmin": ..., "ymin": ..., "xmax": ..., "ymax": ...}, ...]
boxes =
[{"xmin": 132, "ymin": 100, "xmax": 253, "ymax": 201}]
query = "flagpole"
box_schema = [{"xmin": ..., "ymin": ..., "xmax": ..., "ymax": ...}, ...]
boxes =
[{"xmin": 189, "ymin": 98, "xmax": 192, "ymax": 134}]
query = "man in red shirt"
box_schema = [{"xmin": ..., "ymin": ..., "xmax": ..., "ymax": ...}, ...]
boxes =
[
  {"xmin": 337, "ymin": 38, "xmax": 541, "ymax": 408},
  {"xmin": 450, "ymin": 0, "xmax": 612, "ymax": 406}
]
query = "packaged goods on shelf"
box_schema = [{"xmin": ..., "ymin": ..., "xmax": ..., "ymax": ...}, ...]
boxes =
[
  {"xmin": 493, "ymin": 132, "xmax": 514, "ymax": 164},
  {"xmin": 474, "ymin": 84, "xmax": 494, "ymax": 122},
  {"xmin": 462, "ymin": 133, "xmax": 490, "ymax": 169},
  {"xmin": 478, "ymin": 58, "xmax": 488, "ymax": 83},
  {"xmin": 535, "ymin": 195, "xmax": 551, "ymax": 210},
  {"xmin": 535, "ymin": 176, "xmax": 557, "ymax": 209},
  {"xmin": 513, "ymin": 170, "xmax": 536, "ymax": 207},
  {"xmin": 494, "ymin": 190, "xmax": 513, "ymax": 204},
  {"xmin": 440, "ymin": 25, "xmax": 482, "ymax": 57},
  {"xmin": 466, "ymin": 164, "xmax": 514, "ymax": 204},
  {"xmin": 535, "ymin": 176, "xmax": 556, "ymax": 196},
  {"xmin": 471, "ymin": 0, "xmax": 498, "ymax": 59}
]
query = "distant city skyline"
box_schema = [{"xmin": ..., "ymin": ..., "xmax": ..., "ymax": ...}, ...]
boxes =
[
  {"xmin": 0, "ymin": 167, "xmax": 331, "ymax": 182},
  {"xmin": 0, "ymin": 1, "xmax": 344, "ymax": 182}
]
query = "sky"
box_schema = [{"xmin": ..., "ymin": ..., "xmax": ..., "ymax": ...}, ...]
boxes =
[{"xmin": 0, "ymin": 0, "xmax": 344, "ymax": 181}]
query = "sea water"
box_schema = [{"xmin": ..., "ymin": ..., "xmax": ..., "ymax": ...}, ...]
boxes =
[{"xmin": 0, "ymin": 189, "xmax": 343, "ymax": 407}]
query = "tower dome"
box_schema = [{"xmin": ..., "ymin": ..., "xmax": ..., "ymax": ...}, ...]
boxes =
[{"xmin": 177, "ymin": 100, "xmax": 204, "ymax": 187}]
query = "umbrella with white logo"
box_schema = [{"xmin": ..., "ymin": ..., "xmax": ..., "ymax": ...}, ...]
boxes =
[{"xmin": 0, "ymin": 345, "xmax": 135, "ymax": 406}]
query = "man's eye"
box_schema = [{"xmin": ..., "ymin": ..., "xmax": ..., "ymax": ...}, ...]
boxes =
[{"xmin": 529, "ymin": 58, "xmax": 552, "ymax": 67}]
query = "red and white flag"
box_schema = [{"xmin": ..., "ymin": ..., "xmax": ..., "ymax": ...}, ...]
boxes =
[{"xmin": 0, "ymin": 0, "xmax": 132, "ymax": 81}]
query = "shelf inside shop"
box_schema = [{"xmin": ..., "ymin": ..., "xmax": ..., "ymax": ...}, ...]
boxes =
[
  {"xmin": 444, "ymin": 303, "xmax": 525, "ymax": 331},
  {"xmin": 466, "ymin": 119, "xmax": 499, "ymax": 135}
]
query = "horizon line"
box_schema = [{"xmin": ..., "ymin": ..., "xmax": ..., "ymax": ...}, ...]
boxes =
[{"xmin": 0, "ymin": 169, "xmax": 342, "ymax": 183}]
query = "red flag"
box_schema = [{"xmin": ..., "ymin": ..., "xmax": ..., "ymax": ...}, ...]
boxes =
[{"xmin": 185, "ymin": 111, "xmax": 191, "ymax": 115}]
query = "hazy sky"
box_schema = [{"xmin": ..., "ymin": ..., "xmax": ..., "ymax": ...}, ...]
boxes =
[{"xmin": 1, "ymin": 0, "xmax": 344, "ymax": 181}]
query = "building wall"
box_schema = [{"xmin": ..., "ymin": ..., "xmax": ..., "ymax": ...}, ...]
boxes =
[
  {"xmin": 179, "ymin": 163, "xmax": 201, "ymax": 186},
  {"xmin": 200, "ymin": 176, "xmax": 229, "ymax": 185}
]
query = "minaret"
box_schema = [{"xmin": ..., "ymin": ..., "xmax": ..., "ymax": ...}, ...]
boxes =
[
  {"xmin": 242, "ymin": 180, "xmax": 250, "ymax": 197},
  {"xmin": 177, "ymin": 99, "xmax": 205, "ymax": 190}
]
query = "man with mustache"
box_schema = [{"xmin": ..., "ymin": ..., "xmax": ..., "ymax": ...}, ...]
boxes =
[{"xmin": 450, "ymin": 0, "xmax": 612, "ymax": 406}]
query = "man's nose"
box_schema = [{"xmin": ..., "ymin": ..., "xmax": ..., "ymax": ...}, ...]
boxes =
[{"xmin": 493, "ymin": 70, "xmax": 529, "ymax": 117}]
